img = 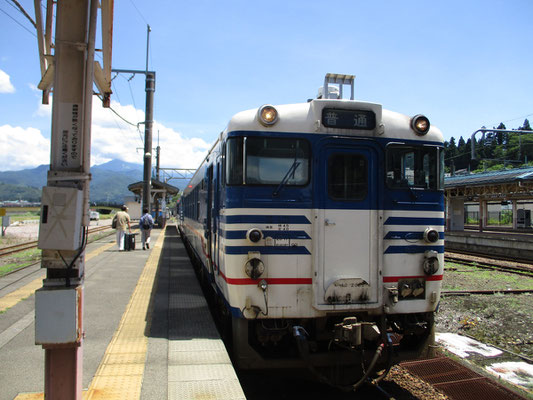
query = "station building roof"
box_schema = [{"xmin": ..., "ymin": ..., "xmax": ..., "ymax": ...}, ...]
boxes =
[{"xmin": 445, "ymin": 166, "xmax": 533, "ymax": 200}]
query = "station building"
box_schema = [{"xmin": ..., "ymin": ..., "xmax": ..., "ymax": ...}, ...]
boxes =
[
  {"xmin": 444, "ymin": 166, "xmax": 533, "ymax": 261},
  {"xmin": 445, "ymin": 166, "xmax": 533, "ymax": 232}
]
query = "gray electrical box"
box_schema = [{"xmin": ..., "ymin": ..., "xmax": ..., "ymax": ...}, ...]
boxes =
[
  {"xmin": 35, "ymin": 287, "xmax": 81, "ymax": 344},
  {"xmin": 38, "ymin": 186, "xmax": 83, "ymax": 251}
]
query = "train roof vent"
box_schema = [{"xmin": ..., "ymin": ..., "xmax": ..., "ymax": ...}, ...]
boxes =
[{"xmin": 317, "ymin": 73, "xmax": 355, "ymax": 100}]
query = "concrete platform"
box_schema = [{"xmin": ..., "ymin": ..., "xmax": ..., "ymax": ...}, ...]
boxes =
[
  {"xmin": 0, "ymin": 225, "xmax": 244, "ymax": 400},
  {"xmin": 445, "ymin": 230, "xmax": 533, "ymax": 261}
]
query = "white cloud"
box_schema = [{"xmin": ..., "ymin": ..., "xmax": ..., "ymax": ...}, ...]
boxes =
[
  {"xmin": 90, "ymin": 99, "xmax": 211, "ymax": 169},
  {"xmin": 0, "ymin": 69, "xmax": 15, "ymax": 93},
  {"xmin": 35, "ymin": 102, "xmax": 52, "ymax": 118},
  {"xmin": 0, "ymin": 125, "xmax": 50, "ymax": 170},
  {"xmin": 0, "ymin": 98, "xmax": 212, "ymax": 172}
]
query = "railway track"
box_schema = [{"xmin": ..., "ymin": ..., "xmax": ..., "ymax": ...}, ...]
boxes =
[
  {"xmin": 0, "ymin": 225, "xmax": 112, "ymax": 258},
  {"xmin": 445, "ymin": 252, "xmax": 533, "ymax": 277},
  {"xmin": 441, "ymin": 288, "xmax": 533, "ymax": 296},
  {"xmin": 0, "ymin": 225, "xmax": 115, "ymax": 288}
]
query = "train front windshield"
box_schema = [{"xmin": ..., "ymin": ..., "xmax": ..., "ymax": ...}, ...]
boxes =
[
  {"xmin": 386, "ymin": 145, "xmax": 444, "ymax": 190},
  {"xmin": 226, "ymin": 137, "xmax": 310, "ymax": 186}
]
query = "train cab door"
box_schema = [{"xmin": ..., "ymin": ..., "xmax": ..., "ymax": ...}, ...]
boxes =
[{"xmin": 317, "ymin": 143, "xmax": 379, "ymax": 306}]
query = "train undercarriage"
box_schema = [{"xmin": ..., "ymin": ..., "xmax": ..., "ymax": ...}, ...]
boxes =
[{"xmin": 180, "ymin": 226, "xmax": 436, "ymax": 388}]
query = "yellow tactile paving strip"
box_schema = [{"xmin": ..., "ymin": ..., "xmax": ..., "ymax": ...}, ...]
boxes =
[
  {"xmin": 0, "ymin": 239, "xmax": 116, "ymax": 313},
  {"xmin": 84, "ymin": 228, "xmax": 165, "ymax": 400},
  {"xmin": 13, "ymin": 229, "xmax": 163, "ymax": 400}
]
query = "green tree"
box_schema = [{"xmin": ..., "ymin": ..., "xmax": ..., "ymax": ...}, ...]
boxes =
[
  {"xmin": 496, "ymin": 122, "xmax": 507, "ymax": 146},
  {"xmin": 444, "ymin": 137, "xmax": 458, "ymax": 172},
  {"xmin": 519, "ymin": 119, "xmax": 532, "ymax": 131}
]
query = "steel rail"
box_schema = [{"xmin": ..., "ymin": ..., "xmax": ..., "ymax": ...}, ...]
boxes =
[
  {"xmin": 441, "ymin": 289, "xmax": 533, "ymax": 296},
  {"xmin": 0, "ymin": 225, "xmax": 112, "ymax": 258},
  {"xmin": 0, "ymin": 226, "xmax": 115, "ymax": 288},
  {"xmin": 444, "ymin": 254, "xmax": 533, "ymax": 277}
]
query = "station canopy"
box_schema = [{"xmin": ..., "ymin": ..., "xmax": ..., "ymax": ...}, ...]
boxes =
[
  {"xmin": 127, "ymin": 179, "xmax": 179, "ymax": 201},
  {"xmin": 445, "ymin": 167, "xmax": 533, "ymax": 200}
]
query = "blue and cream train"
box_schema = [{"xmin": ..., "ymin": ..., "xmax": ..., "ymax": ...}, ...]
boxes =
[{"xmin": 179, "ymin": 74, "xmax": 444, "ymax": 386}]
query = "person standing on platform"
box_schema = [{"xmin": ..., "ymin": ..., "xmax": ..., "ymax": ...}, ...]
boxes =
[
  {"xmin": 113, "ymin": 205, "xmax": 131, "ymax": 251},
  {"xmin": 139, "ymin": 208, "xmax": 154, "ymax": 250}
]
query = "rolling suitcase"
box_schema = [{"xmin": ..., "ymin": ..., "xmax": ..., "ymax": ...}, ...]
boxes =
[{"xmin": 124, "ymin": 233, "xmax": 136, "ymax": 251}]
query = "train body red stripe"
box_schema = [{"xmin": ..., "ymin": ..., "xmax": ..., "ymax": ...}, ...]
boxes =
[
  {"xmin": 218, "ymin": 270, "xmax": 312, "ymax": 285},
  {"xmin": 383, "ymin": 275, "xmax": 443, "ymax": 283}
]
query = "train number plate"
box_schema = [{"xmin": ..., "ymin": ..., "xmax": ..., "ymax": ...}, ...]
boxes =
[{"xmin": 274, "ymin": 238, "xmax": 290, "ymax": 247}]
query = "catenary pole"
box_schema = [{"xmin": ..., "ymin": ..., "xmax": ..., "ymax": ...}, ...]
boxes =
[
  {"xmin": 36, "ymin": 1, "xmax": 98, "ymax": 398},
  {"xmin": 143, "ymin": 70, "xmax": 155, "ymax": 213}
]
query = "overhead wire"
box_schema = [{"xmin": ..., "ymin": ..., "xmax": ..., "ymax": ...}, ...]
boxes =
[
  {"xmin": 96, "ymin": 81, "xmax": 145, "ymax": 147},
  {"xmin": 106, "ymin": 84, "xmax": 143, "ymax": 147},
  {"xmin": 3, "ymin": 0, "xmax": 147, "ymax": 154},
  {"xmin": 96, "ymin": 92, "xmax": 140, "ymax": 128},
  {"xmin": 6, "ymin": 0, "xmax": 37, "ymax": 29},
  {"xmin": 488, "ymin": 113, "xmax": 533, "ymax": 129},
  {"xmin": 0, "ymin": 5, "xmax": 36, "ymax": 37},
  {"xmin": 121, "ymin": 74, "xmax": 145, "ymax": 144},
  {"xmin": 128, "ymin": 0, "xmax": 149, "ymax": 25},
  {"xmin": 127, "ymin": 0, "xmax": 153, "ymax": 71}
]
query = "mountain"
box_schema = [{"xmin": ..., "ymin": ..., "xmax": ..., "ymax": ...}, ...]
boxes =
[
  {"xmin": 0, "ymin": 164, "xmax": 49, "ymax": 188},
  {"xmin": 0, "ymin": 160, "xmax": 144, "ymax": 204},
  {"xmin": 90, "ymin": 161, "xmax": 143, "ymax": 203},
  {"xmin": 92, "ymin": 159, "xmax": 143, "ymax": 173},
  {"xmin": 0, "ymin": 182, "xmax": 41, "ymax": 202}
]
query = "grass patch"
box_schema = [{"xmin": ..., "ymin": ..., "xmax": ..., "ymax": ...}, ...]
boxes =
[
  {"xmin": 438, "ymin": 261, "xmax": 533, "ymax": 358},
  {"xmin": 0, "ymin": 229, "xmax": 114, "ymax": 277},
  {"xmin": 10, "ymin": 212, "xmax": 40, "ymax": 222},
  {"xmin": 0, "ymin": 261, "xmax": 38, "ymax": 276},
  {"xmin": 0, "ymin": 248, "xmax": 41, "ymax": 277},
  {"xmin": 443, "ymin": 261, "xmax": 533, "ymax": 291}
]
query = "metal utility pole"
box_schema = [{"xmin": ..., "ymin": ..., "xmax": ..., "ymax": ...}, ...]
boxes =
[
  {"xmin": 33, "ymin": 1, "xmax": 113, "ymax": 399},
  {"xmin": 143, "ymin": 70, "xmax": 155, "ymax": 213},
  {"xmin": 154, "ymin": 138, "xmax": 161, "ymax": 220},
  {"xmin": 113, "ymin": 25, "xmax": 155, "ymax": 213}
]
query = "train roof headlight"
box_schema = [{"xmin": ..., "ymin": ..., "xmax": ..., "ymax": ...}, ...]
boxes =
[
  {"xmin": 411, "ymin": 114, "xmax": 430, "ymax": 135},
  {"xmin": 258, "ymin": 105, "xmax": 279, "ymax": 126}
]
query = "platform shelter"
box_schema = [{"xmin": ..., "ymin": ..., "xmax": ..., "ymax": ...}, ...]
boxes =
[
  {"xmin": 128, "ymin": 178, "xmax": 179, "ymax": 226},
  {"xmin": 445, "ymin": 167, "xmax": 533, "ymax": 232}
]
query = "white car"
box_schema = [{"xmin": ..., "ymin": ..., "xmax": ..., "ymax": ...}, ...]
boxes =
[{"xmin": 89, "ymin": 210, "xmax": 100, "ymax": 221}]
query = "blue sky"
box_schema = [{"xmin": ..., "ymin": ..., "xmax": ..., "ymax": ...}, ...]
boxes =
[{"xmin": 1, "ymin": 0, "xmax": 533, "ymax": 171}]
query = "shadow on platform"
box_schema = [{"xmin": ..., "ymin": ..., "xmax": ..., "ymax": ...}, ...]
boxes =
[{"xmin": 145, "ymin": 225, "xmax": 219, "ymax": 341}]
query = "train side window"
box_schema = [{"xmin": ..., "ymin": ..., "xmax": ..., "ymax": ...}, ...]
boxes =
[
  {"xmin": 328, "ymin": 154, "xmax": 368, "ymax": 201},
  {"xmin": 226, "ymin": 137, "xmax": 243, "ymax": 185},
  {"xmin": 245, "ymin": 137, "xmax": 310, "ymax": 186},
  {"xmin": 221, "ymin": 142, "xmax": 226, "ymax": 187}
]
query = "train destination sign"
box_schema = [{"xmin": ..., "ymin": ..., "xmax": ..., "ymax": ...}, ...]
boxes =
[{"xmin": 322, "ymin": 108, "xmax": 376, "ymax": 130}]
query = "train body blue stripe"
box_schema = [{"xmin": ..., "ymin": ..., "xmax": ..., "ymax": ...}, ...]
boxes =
[
  {"xmin": 384, "ymin": 217, "xmax": 445, "ymax": 226},
  {"xmin": 222, "ymin": 230, "xmax": 311, "ymax": 240},
  {"xmin": 384, "ymin": 245, "xmax": 444, "ymax": 254},
  {"xmin": 225, "ymin": 245, "xmax": 311, "ymax": 255},
  {"xmin": 384, "ymin": 231, "xmax": 445, "ymax": 240},
  {"xmin": 222, "ymin": 215, "xmax": 312, "ymax": 224}
]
